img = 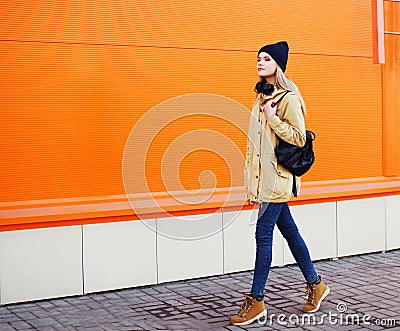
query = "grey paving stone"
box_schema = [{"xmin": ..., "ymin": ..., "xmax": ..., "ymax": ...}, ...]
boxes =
[
  {"xmin": 223, "ymin": 326, "xmax": 246, "ymax": 331},
  {"xmin": 27, "ymin": 317, "xmax": 61, "ymax": 328},
  {"xmin": 0, "ymin": 324, "xmax": 17, "ymax": 331},
  {"xmin": 9, "ymin": 321, "xmax": 34, "ymax": 330},
  {"xmin": 0, "ymin": 315, "xmax": 22, "ymax": 324},
  {"xmin": 10, "ymin": 312, "xmax": 38, "ymax": 321}
]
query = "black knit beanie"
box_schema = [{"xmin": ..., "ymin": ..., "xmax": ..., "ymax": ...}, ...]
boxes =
[{"xmin": 258, "ymin": 41, "xmax": 289, "ymax": 72}]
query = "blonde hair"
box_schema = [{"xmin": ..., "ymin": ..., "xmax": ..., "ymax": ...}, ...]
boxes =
[{"xmin": 275, "ymin": 67, "xmax": 307, "ymax": 116}]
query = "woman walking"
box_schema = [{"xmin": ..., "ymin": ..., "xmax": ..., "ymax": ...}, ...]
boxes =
[{"xmin": 230, "ymin": 41, "xmax": 330, "ymax": 326}]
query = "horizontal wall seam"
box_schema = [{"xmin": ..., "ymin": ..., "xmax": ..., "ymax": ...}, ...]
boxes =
[{"xmin": 0, "ymin": 39, "xmax": 373, "ymax": 59}]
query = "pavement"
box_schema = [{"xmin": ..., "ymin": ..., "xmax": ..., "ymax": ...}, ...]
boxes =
[{"xmin": 0, "ymin": 249, "xmax": 399, "ymax": 331}]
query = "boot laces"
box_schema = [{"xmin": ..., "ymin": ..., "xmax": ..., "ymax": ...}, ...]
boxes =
[
  {"xmin": 238, "ymin": 296, "xmax": 254, "ymax": 317},
  {"xmin": 305, "ymin": 284, "xmax": 315, "ymax": 305}
]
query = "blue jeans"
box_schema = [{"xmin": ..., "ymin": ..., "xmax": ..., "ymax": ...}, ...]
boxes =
[{"xmin": 250, "ymin": 202, "xmax": 318, "ymax": 297}]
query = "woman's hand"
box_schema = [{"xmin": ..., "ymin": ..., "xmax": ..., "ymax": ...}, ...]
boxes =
[{"xmin": 263, "ymin": 100, "xmax": 277, "ymax": 120}]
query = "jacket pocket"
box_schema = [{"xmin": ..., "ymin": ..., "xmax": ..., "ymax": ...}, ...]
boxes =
[
  {"xmin": 271, "ymin": 161, "xmax": 291, "ymax": 199},
  {"xmin": 271, "ymin": 161, "xmax": 291, "ymax": 179}
]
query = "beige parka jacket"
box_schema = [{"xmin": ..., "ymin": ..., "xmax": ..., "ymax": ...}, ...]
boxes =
[{"xmin": 244, "ymin": 87, "xmax": 306, "ymax": 203}]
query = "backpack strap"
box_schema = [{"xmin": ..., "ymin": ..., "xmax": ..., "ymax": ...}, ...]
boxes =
[
  {"xmin": 271, "ymin": 90, "xmax": 290, "ymax": 107},
  {"xmin": 272, "ymin": 90, "xmax": 297, "ymax": 196}
]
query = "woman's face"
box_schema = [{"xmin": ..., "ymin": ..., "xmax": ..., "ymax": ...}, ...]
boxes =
[{"xmin": 257, "ymin": 52, "xmax": 278, "ymax": 78}]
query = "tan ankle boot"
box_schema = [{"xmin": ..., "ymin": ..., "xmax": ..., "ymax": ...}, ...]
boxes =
[
  {"xmin": 303, "ymin": 277, "xmax": 330, "ymax": 313},
  {"xmin": 230, "ymin": 294, "xmax": 267, "ymax": 326}
]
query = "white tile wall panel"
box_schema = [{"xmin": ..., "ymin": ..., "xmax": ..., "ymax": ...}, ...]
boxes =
[
  {"xmin": 386, "ymin": 195, "xmax": 400, "ymax": 251},
  {"xmin": 83, "ymin": 219, "xmax": 157, "ymax": 293},
  {"xmin": 157, "ymin": 213, "xmax": 223, "ymax": 283},
  {"xmin": 0, "ymin": 226, "xmax": 83, "ymax": 305},
  {"xmin": 337, "ymin": 197, "xmax": 385, "ymax": 257}
]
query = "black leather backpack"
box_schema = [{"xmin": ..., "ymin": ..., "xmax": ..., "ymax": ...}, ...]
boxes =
[{"xmin": 275, "ymin": 129, "xmax": 315, "ymax": 177}]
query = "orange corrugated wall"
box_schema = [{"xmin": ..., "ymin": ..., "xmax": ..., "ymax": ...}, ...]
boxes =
[{"xmin": 0, "ymin": 1, "xmax": 388, "ymax": 203}]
